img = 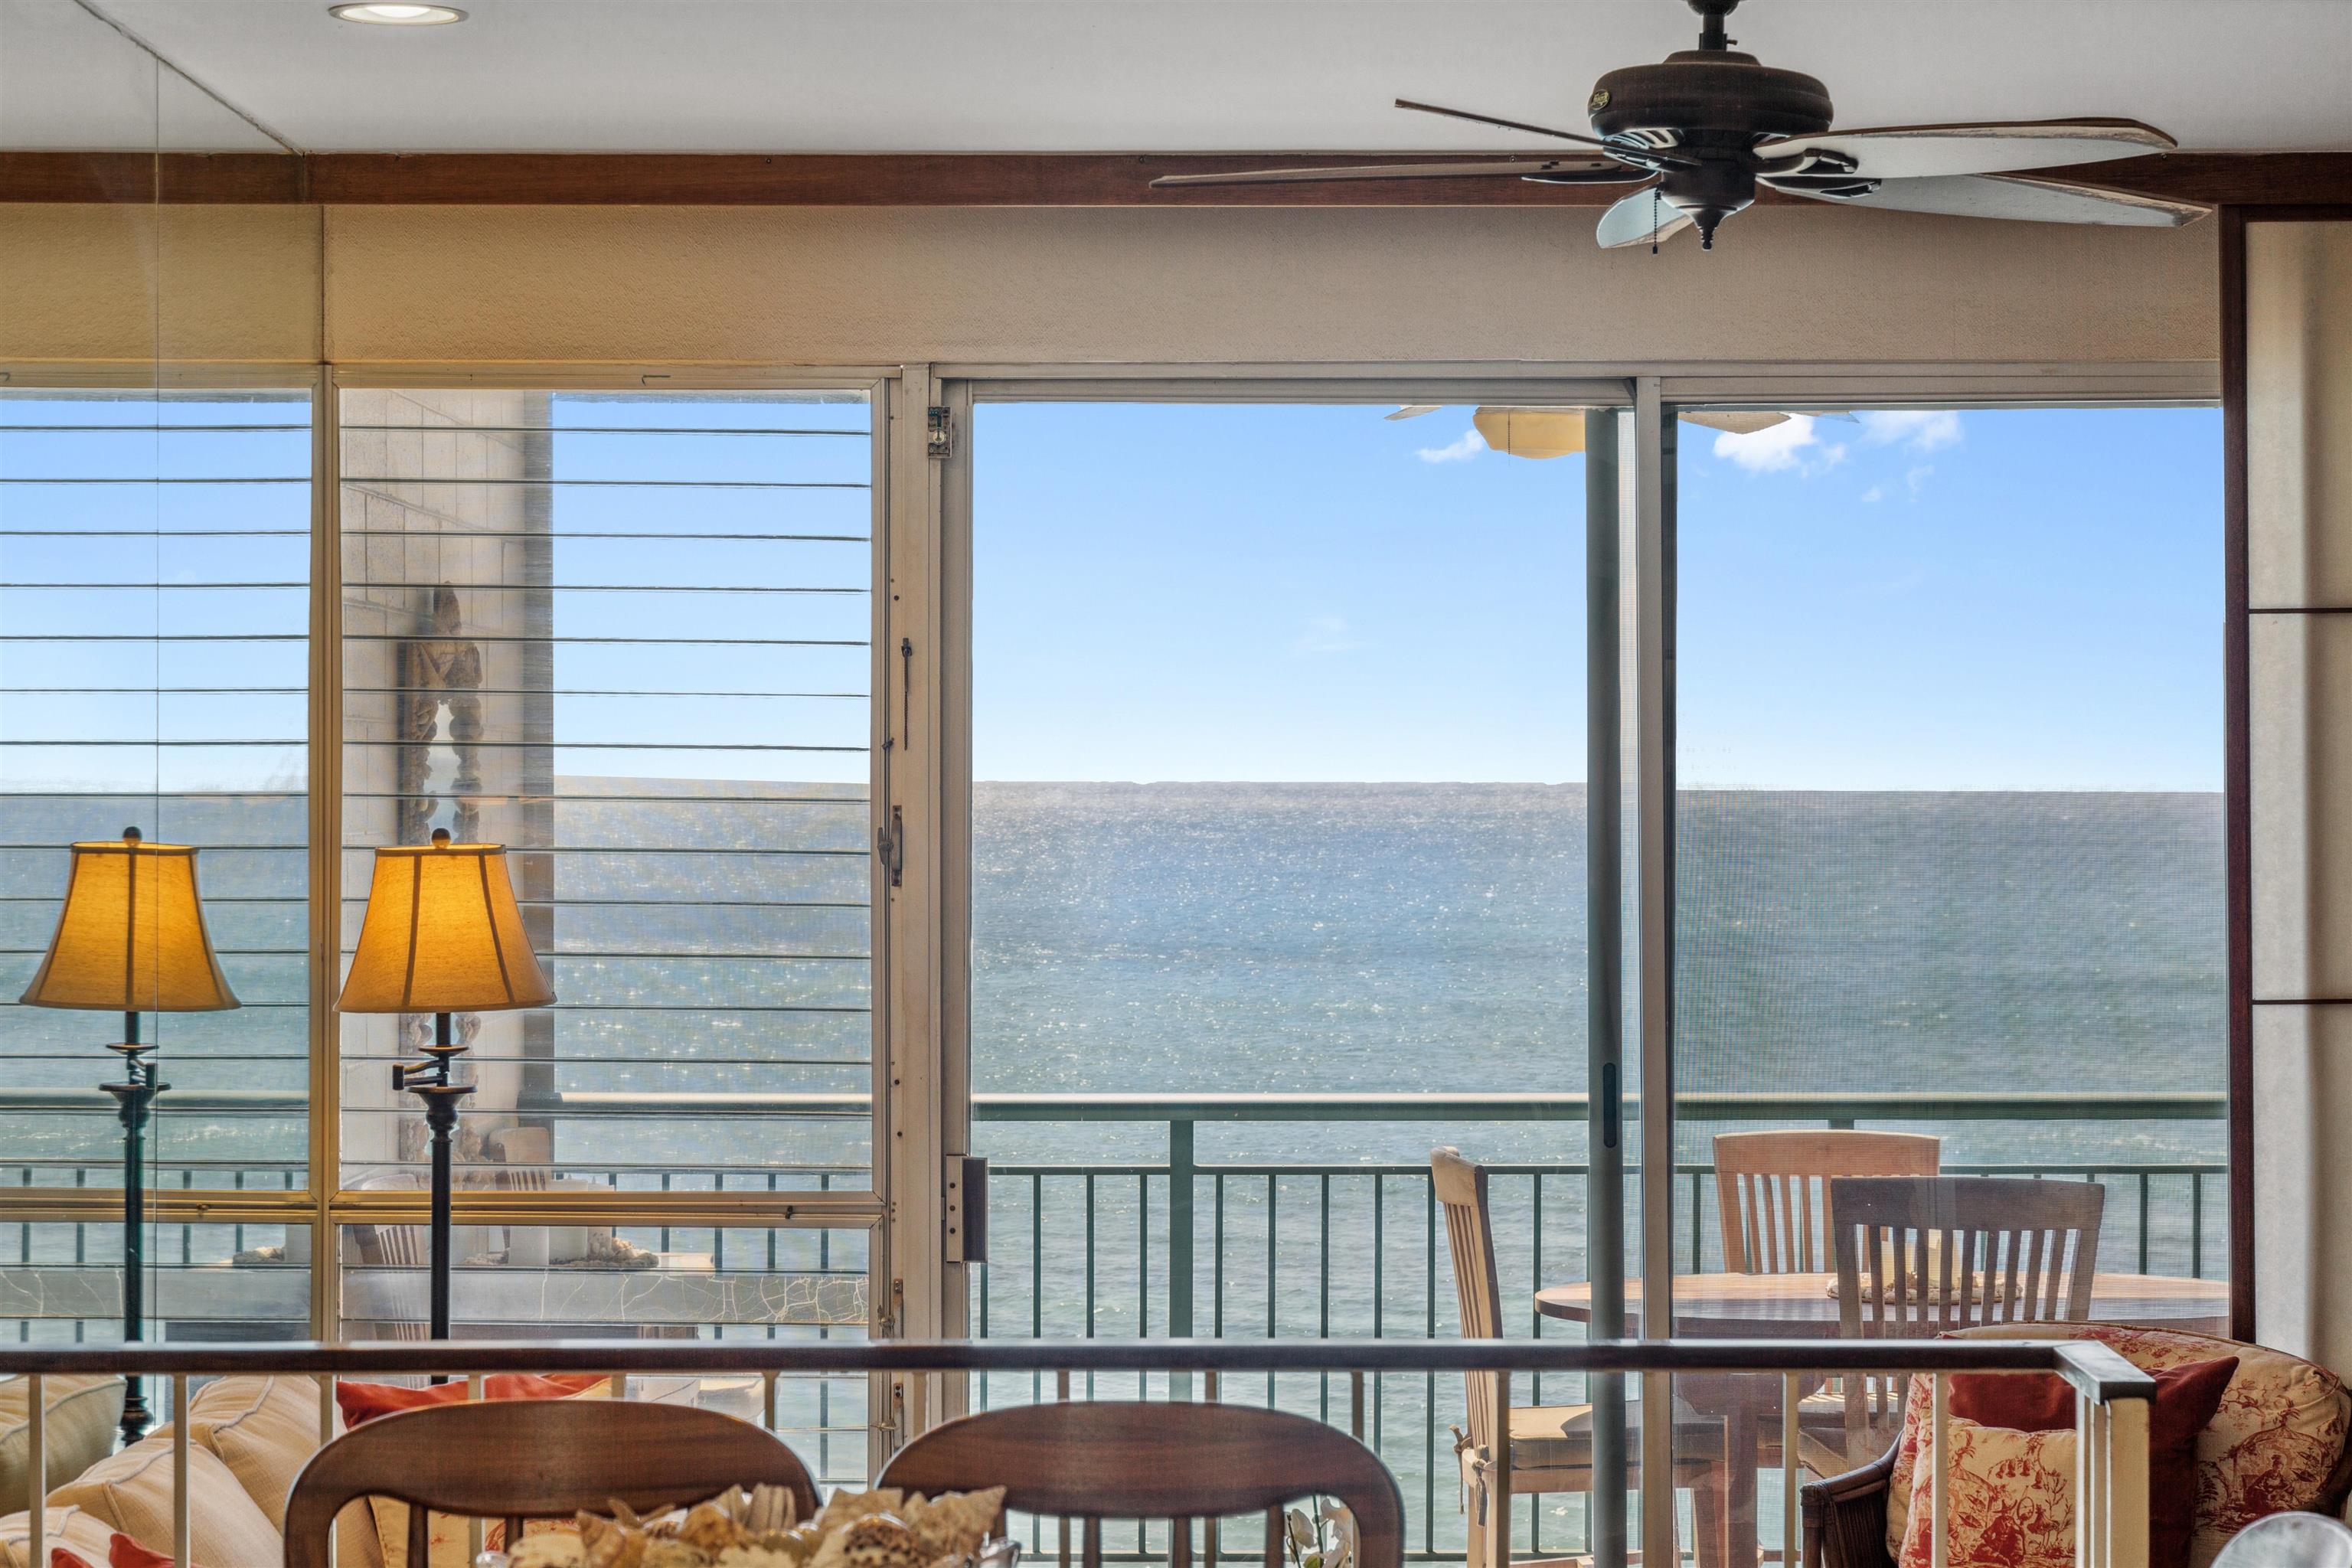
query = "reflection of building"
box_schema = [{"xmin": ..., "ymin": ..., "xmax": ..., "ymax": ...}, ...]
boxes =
[{"xmin": 339, "ymin": 390, "xmax": 556, "ymax": 1183}]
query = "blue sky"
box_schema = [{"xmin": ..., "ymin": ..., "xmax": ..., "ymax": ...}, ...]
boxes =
[
  {"xmin": 975, "ymin": 402, "xmax": 2223, "ymax": 789},
  {"xmin": 2, "ymin": 394, "xmax": 2223, "ymax": 796}
]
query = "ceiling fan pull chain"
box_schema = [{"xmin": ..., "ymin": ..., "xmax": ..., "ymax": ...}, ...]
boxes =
[{"xmin": 1651, "ymin": 187, "xmax": 1661, "ymax": 254}]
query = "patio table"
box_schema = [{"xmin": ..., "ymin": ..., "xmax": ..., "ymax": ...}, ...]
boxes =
[
  {"xmin": 1534, "ymin": 1269, "xmax": 2230, "ymax": 1337},
  {"xmin": 1534, "ymin": 1269, "xmax": 2228, "ymax": 1565}
]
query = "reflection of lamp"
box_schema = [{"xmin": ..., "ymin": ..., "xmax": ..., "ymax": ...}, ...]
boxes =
[
  {"xmin": 338, "ymin": 829, "xmax": 552, "ymax": 1341},
  {"xmin": 19, "ymin": 828, "xmax": 239, "ymax": 1442}
]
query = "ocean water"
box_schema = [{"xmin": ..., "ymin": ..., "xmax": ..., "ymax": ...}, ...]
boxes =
[{"xmin": 971, "ymin": 782, "xmax": 2226, "ymax": 1171}]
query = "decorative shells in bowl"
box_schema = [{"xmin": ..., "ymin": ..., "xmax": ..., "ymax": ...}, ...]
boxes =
[{"xmin": 479, "ymin": 1482, "xmax": 1009, "ymax": 1568}]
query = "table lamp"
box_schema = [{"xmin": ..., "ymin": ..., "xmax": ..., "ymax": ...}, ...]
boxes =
[
  {"xmin": 18, "ymin": 828, "xmax": 240, "ymax": 1442},
  {"xmin": 338, "ymin": 828, "xmax": 552, "ymax": 1341}
]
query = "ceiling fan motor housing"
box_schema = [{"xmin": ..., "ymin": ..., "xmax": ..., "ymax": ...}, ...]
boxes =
[
  {"xmin": 1588, "ymin": 51, "xmax": 1832, "ymax": 246},
  {"xmin": 1586, "ymin": 51, "xmax": 1832, "ymax": 143}
]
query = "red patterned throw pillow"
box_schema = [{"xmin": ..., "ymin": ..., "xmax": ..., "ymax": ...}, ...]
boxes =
[
  {"xmin": 1894, "ymin": 1357, "xmax": 2239, "ymax": 1568},
  {"xmin": 1898, "ymin": 1417, "xmax": 2077, "ymax": 1568}
]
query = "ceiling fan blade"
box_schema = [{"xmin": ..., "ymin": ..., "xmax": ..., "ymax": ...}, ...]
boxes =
[
  {"xmin": 1473, "ymin": 407, "xmax": 1587, "ymax": 459},
  {"xmin": 1765, "ymin": 172, "xmax": 2205, "ymax": 228},
  {"xmin": 1386, "ymin": 406, "xmax": 1442, "ymax": 421},
  {"xmin": 1756, "ymin": 119, "xmax": 2174, "ymax": 181},
  {"xmin": 1151, "ymin": 157, "xmax": 1619, "ymax": 189},
  {"xmin": 1678, "ymin": 410, "xmax": 1790, "ymax": 435},
  {"xmin": 1596, "ymin": 185, "xmax": 1689, "ymax": 250},
  {"xmin": 1393, "ymin": 97, "xmax": 1609, "ymax": 149}
]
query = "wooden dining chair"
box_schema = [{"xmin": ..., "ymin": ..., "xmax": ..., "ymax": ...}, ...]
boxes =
[
  {"xmin": 1432, "ymin": 1147, "xmax": 1725, "ymax": 1568},
  {"xmin": 1713, "ymin": 1131, "xmax": 1942, "ymax": 1275},
  {"xmin": 282, "ymin": 1396, "xmax": 822, "ymax": 1568},
  {"xmin": 1714, "ymin": 1132, "xmax": 1944, "ymax": 1489},
  {"xmin": 1822, "ymin": 1174, "xmax": 2106, "ymax": 1471},
  {"xmin": 877, "ymin": 1400, "xmax": 1404, "ymax": 1568}
]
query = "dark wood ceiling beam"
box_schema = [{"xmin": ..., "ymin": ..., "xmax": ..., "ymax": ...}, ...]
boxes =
[{"xmin": 0, "ymin": 149, "xmax": 2346, "ymax": 207}]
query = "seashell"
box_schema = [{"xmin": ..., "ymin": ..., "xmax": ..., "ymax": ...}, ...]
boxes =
[
  {"xmin": 837, "ymin": 1514, "xmax": 926, "ymax": 1568},
  {"xmin": 680, "ymin": 1500, "xmax": 749, "ymax": 1555},
  {"xmin": 507, "ymin": 1537, "xmax": 588, "ymax": 1568}
]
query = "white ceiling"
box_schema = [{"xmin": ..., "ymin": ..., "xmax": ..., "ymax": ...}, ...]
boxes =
[{"xmin": 5, "ymin": 0, "xmax": 2347, "ymax": 156}]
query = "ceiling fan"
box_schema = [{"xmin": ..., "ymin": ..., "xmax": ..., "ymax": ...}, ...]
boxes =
[
  {"xmin": 1390, "ymin": 404, "xmax": 1848, "ymax": 459},
  {"xmin": 1152, "ymin": 0, "xmax": 2206, "ymax": 250}
]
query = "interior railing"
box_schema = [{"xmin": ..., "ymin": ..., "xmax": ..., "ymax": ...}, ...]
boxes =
[{"xmin": 0, "ymin": 1337, "xmax": 2156, "ymax": 1568}]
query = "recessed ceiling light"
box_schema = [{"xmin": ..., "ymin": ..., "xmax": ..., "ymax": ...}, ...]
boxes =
[{"xmin": 331, "ymin": 3, "xmax": 466, "ymax": 24}]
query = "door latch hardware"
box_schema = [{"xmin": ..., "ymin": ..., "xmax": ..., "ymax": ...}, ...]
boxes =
[
  {"xmin": 877, "ymin": 805, "xmax": 905, "ymax": 888},
  {"xmin": 926, "ymin": 407, "xmax": 952, "ymax": 459}
]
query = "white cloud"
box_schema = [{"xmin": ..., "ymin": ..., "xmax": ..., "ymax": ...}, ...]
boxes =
[
  {"xmin": 1860, "ymin": 485, "xmax": 1885, "ymax": 504},
  {"xmin": 1713, "ymin": 414, "xmax": 1846, "ymax": 477},
  {"xmin": 1416, "ymin": 427, "xmax": 1486, "ymax": 463},
  {"xmin": 1294, "ymin": 614, "xmax": 1365, "ymax": 656},
  {"xmin": 1860, "ymin": 410, "xmax": 1964, "ymax": 453},
  {"xmin": 1906, "ymin": 464, "xmax": 1935, "ymax": 499}
]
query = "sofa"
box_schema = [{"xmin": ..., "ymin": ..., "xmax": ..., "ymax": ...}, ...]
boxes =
[
  {"xmin": 0, "ymin": 1375, "xmax": 381, "ymax": 1568},
  {"xmin": 1802, "ymin": 1323, "xmax": 2352, "ymax": 1568}
]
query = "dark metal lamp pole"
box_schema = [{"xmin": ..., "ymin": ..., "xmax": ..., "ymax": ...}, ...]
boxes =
[
  {"xmin": 392, "ymin": 1011, "xmax": 474, "ymax": 1341},
  {"xmin": 100, "ymin": 1014, "xmax": 165, "ymax": 1443}
]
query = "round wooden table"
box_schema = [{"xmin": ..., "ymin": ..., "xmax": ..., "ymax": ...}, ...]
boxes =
[
  {"xmin": 1533, "ymin": 1270, "xmax": 2229, "ymax": 1566},
  {"xmin": 1534, "ymin": 1269, "xmax": 2231, "ymax": 1336}
]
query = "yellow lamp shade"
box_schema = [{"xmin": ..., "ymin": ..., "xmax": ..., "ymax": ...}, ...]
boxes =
[
  {"xmin": 1472, "ymin": 407, "xmax": 1588, "ymax": 460},
  {"xmin": 18, "ymin": 834, "xmax": 239, "ymax": 1012},
  {"xmin": 338, "ymin": 833, "xmax": 554, "ymax": 1014}
]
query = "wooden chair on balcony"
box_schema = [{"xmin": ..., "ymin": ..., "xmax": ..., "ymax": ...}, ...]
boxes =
[
  {"xmin": 283, "ymin": 1397, "xmax": 821, "ymax": 1568},
  {"xmin": 1713, "ymin": 1131, "xmax": 1942, "ymax": 1482},
  {"xmin": 877, "ymin": 1400, "xmax": 1404, "ymax": 1568},
  {"xmin": 1820, "ymin": 1174, "xmax": 2105, "ymax": 1472},
  {"xmin": 1713, "ymin": 1131, "xmax": 1942, "ymax": 1276},
  {"xmin": 1432, "ymin": 1147, "xmax": 1726, "ymax": 1568}
]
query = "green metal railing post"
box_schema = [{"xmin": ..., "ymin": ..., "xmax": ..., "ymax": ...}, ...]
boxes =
[{"xmin": 1168, "ymin": 1117, "xmax": 1195, "ymax": 1396}]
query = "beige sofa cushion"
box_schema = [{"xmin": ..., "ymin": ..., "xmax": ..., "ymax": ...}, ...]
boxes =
[
  {"xmin": 0, "ymin": 1377, "xmax": 124, "ymax": 1518},
  {"xmin": 47, "ymin": 1435, "xmax": 280, "ymax": 1568},
  {"xmin": 178, "ymin": 1374, "xmax": 385, "ymax": 1568},
  {"xmin": 0, "ymin": 1506, "xmax": 120, "ymax": 1568},
  {"xmin": 183, "ymin": 1374, "xmax": 334, "ymax": 1529}
]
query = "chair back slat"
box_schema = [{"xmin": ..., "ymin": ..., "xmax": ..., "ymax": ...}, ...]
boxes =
[
  {"xmin": 877, "ymin": 1401, "xmax": 1403, "ymax": 1568},
  {"xmin": 1829, "ymin": 1175, "xmax": 2104, "ymax": 1340},
  {"xmin": 1713, "ymin": 1131, "xmax": 1941, "ymax": 1274},
  {"xmin": 1430, "ymin": 1147, "xmax": 1506, "ymax": 1455},
  {"xmin": 283, "ymin": 1399, "xmax": 820, "ymax": 1568}
]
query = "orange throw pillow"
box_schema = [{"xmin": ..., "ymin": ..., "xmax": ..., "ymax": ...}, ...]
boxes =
[
  {"xmin": 48, "ymin": 1532, "xmax": 202, "ymax": 1568},
  {"xmin": 335, "ymin": 1374, "xmax": 606, "ymax": 1428}
]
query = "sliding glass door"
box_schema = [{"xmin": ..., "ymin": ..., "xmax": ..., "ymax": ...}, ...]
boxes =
[
  {"xmin": 1668, "ymin": 402, "xmax": 2226, "ymax": 1561},
  {"xmin": 957, "ymin": 393, "xmax": 1656, "ymax": 1561}
]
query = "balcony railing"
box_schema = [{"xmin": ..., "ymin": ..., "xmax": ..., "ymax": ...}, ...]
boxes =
[
  {"xmin": 0, "ymin": 1336, "xmax": 2159, "ymax": 1568},
  {"xmin": 0, "ymin": 1087, "xmax": 2220, "ymax": 1563}
]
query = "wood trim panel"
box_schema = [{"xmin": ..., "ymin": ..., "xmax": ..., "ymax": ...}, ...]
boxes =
[
  {"xmin": 0, "ymin": 148, "xmax": 2344, "ymax": 207},
  {"xmin": 2220, "ymin": 205, "xmax": 2252, "ymax": 1342}
]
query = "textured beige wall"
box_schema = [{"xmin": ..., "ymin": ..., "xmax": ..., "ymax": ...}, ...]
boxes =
[
  {"xmin": 2249, "ymin": 219, "xmax": 2352, "ymax": 1369},
  {"xmin": 0, "ymin": 202, "xmax": 321, "ymax": 366},
  {"xmin": 2, "ymin": 200, "xmax": 2217, "ymax": 370}
]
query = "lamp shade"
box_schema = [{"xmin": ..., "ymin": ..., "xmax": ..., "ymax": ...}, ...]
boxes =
[
  {"xmin": 338, "ymin": 832, "xmax": 554, "ymax": 1014},
  {"xmin": 18, "ymin": 833, "xmax": 239, "ymax": 1012}
]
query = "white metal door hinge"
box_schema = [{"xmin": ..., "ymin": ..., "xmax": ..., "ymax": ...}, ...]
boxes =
[{"xmin": 926, "ymin": 407, "xmax": 952, "ymax": 459}]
